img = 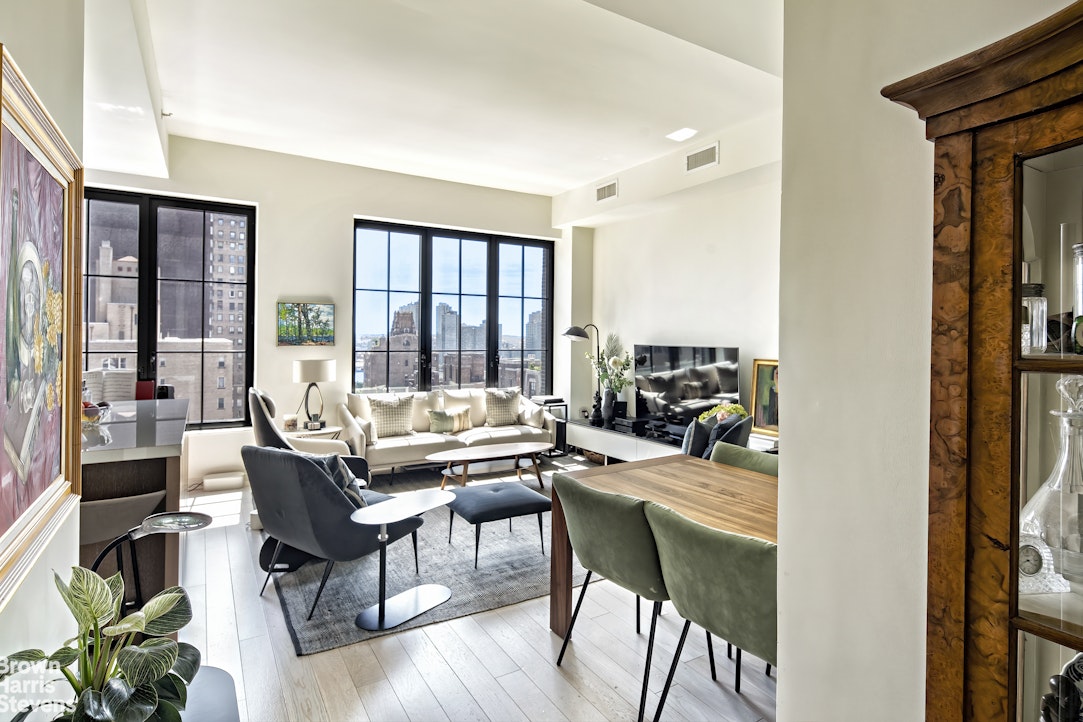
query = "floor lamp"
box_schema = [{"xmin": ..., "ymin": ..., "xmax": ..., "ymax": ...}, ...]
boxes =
[{"xmin": 562, "ymin": 324, "xmax": 603, "ymax": 426}]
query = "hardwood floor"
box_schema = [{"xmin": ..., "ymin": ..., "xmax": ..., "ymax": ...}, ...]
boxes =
[{"xmin": 178, "ymin": 478, "xmax": 776, "ymax": 722}]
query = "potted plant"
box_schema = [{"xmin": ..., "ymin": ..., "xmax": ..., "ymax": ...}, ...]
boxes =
[
  {"xmin": 698, "ymin": 402, "xmax": 749, "ymax": 427},
  {"xmin": 0, "ymin": 566, "xmax": 200, "ymax": 721},
  {"xmin": 586, "ymin": 334, "xmax": 633, "ymax": 427}
]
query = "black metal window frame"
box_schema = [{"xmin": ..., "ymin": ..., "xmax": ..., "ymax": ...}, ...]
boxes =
[
  {"xmin": 352, "ymin": 220, "xmax": 554, "ymax": 394},
  {"xmin": 83, "ymin": 187, "xmax": 256, "ymax": 429}
]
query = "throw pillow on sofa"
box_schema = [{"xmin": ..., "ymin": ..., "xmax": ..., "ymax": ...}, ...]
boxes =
[
  {"xmin": 519, "ymin": 401, "xmax": 545, "ymax": 428},
  {"xmin": 485, "ymin": 387, "xmax": 520, "ymax": 426},
  {"xmin": 681, "ymin": 420, "xmax": 711, "ymax": 457},
  {"xmin": 369, "ymin": 395, "xmax": 414, "ymax": 438},
  {"xmin": 428, "ymin": 406, "xmax": 472, "ymax": 433},
  {"xmin": 682, "ymin": 381, "xmax": 706, "ymax": 400}
]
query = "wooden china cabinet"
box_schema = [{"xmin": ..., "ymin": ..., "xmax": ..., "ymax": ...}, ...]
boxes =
[{"xmin": 882, "ymin": 4, "xmax": 1083, "ymax": 720}]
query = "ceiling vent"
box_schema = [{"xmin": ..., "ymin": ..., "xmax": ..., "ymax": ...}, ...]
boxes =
[
  {"xmin": 686, "ymin": 143, "xmax": 719, "ymax": 172},
  {"xmin": 596, "ymin": 180, "xmax": 618, "ymax": 202}
]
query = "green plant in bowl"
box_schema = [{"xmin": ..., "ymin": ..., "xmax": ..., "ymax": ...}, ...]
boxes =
[
  {"xmin": 698, "ymin": 403, "xmax": 749, "ymax": 424},
  {"xmin": 1, "ymin": 566, "xmax": 200, "ymax": 721}
]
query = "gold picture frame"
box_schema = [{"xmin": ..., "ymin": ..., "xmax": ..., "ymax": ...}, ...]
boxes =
[
  {"xmin": 0, "ymin": 46, "xmax": 83, "ymax": 611},
  {"xmin": 751, "ymin": 358, "xmax": 779, "ymax": 437}
]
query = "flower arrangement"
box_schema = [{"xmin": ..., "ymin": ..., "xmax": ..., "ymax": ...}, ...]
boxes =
[
  {"xmin": 587, "ymin": 334, "xmax": 633, "ymax": 393},
  {"xmin": 698, "ymin": 402, "xmax": 749, "ymax": 423}
]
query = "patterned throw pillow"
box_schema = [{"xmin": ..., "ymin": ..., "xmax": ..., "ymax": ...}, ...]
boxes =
[
  {"xmin": 485, "ymin": 388, "xmax": 521, "ymax": 427},
  {"xmin": 369, "ymin": 396, "xmax": 414, "ymax": 438},
  {"xmin": 427, "ymin": 406, "xmax": 473, "ymax": 434}
]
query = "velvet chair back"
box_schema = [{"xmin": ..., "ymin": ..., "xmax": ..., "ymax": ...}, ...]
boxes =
[
  {"xmin": 552, "ymin": 473, "xmax": 667, "ymax": 602},
  {"xmin": 645, "ymin": 501, "xmax": 777, "ymax": 667},
  {"xmin": 709, "ymin": 442, "xmax": 779, "ymax": 477}
]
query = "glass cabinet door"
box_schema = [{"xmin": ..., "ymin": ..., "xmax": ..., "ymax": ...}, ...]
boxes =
[{"xmin": 1016, "ymin": 144, "xmax": 1083, "ymax": 716}]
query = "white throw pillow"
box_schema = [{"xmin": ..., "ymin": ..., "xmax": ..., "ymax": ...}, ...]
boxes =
[{"xmin": 518, "ymin": 401, "xmax": 545, "ymax": 428}]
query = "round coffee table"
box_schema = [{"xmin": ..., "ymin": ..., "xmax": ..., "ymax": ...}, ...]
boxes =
[{"xmin": 426, "ymin": 441, "xmax": 554, "ymax": 489}]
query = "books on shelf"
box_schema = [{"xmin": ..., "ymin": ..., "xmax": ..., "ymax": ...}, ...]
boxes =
[{"xmin": 531, "ymin": 395, "xmax": 564, "ymax": 404}]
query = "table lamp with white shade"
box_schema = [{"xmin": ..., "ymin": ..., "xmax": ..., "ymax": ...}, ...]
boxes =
[{"xmin": 293, "ymin": 358, "xmax": 335, "ymax": 429}]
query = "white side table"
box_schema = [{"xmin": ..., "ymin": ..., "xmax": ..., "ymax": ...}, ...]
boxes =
[
  {"xmin": 351, "ymin": 488, "xmax": 455, "ymax": 631},
  {"xmin": 283, "ymin": 424, "xmax": 342, "ymax": 440}
]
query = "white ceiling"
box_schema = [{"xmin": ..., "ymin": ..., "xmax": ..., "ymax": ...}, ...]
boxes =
[{"xmin": 84, "ymin": 0, "xmax": 782, "ymax": 196}]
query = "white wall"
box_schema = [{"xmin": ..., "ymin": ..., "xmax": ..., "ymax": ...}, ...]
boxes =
[
  {"xmin": 89, "ymin": 136, "xmax": 558, "ymax": 473},
  {"xmin": 588, "ymin": 162, "xmax": 781, "ymax": 410},
  {"xmin": 780, "ymin": 1, "xmax": 1073, "ymax": 718},
  {"xmin": 0, "ymin": 0, "xmax": 83, "ymax": 679},
  {"xmin": 0, "ymin": 0, "xmax": 84, "ymax": 156}
]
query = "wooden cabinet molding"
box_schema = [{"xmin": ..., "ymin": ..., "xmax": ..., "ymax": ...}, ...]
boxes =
[{"xmin": 883, "ymin": 3, "xmax": 1083, "ymax": 719}]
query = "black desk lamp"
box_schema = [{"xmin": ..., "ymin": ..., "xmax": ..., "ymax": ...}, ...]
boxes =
[
  {"xmin": 562, "ymin": 324, "xmax": 603, "ymax": 426},
  {"xmin": 90, "ymin": 511, "xmax": 213, "ymax": 611}
]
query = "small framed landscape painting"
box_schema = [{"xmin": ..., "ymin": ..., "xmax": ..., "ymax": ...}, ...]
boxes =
[
  {"xmin": 277, "ymin": 302, "xmax": 335, "ymax": 346},
  {"xmin": 751, "ymin": 358, "xmax": 779, "ymax": 437}
]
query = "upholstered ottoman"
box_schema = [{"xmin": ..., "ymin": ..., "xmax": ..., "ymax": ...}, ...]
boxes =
[{"xmin": 446, "ymin": 483, "xmax": 553, "ymax": 568}]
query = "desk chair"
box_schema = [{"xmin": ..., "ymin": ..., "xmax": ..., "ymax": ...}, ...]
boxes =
[
  {"xmin": 553, "ymin": 473, "xmax": 669, "ymax": 722},
  {"xmin": 645, "ymin": 502, "xmax": 777, "ymax": 720}
]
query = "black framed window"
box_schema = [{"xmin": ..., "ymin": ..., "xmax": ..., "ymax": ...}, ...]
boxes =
[
  {"xmin": 353, "ymin": 221, "xmax": 553, "ymax": 394},
  {"xmin": 83, "ymin": 189, "xmax": 255, "ymax": 427}
]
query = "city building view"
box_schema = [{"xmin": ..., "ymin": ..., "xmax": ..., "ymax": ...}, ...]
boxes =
[
  {"xmin": 83, "ymin": 200, "xmax": 249, "ymax": 423},
  {"xmin": 355, "ymin": 301, "xmax": 546, "ymax": 396}
]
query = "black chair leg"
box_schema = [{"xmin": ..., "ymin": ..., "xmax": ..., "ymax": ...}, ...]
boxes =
[
  {"xmin": 766, "ymin": 663, "xmax": 772, "ymax": 677},
  {"xmin": 557, "ymin": 569, "xmax": 593, "ymax": 665},
  {"xmin": 537, "ymin": 512, "xmax": 544, "ymax": 555},
  {"xmin": 706, "ymin": 632, "xmax": 717, "ymax": 680},
  {"xmin": 637, "ymin": 601, "xmax": 662, "ymax": 722},
  {"xmin": 307, "ymin": 560, "xmax": 335, "ymax": 620},
  {"xmin": 653, "ymin": 619, "xmax": 690, "ymax": 722},
  {"xmin": 728, "ymin": 641, "xmax": 733, "ymax": 659},
  {"xmin": 448, "ymin": 509, "xmax": 454, "ymax": 543},
  {"xmin": 260, "ymin": 539, "xmax": 284, "ymax": 595},
  {"xmin": 735, "ymin": 647, "xmax": 742, "ymax": 694},
  {"xmin": 636, "ymin": 595, "xmax": 641, "ymax": 634},
  {"xmin": 412, "ymin": 530, "xmax": 419, "ymax": 574},
  {"xmin": 474, "ymin": 523, "xmax": 482, "ymax": 569}
]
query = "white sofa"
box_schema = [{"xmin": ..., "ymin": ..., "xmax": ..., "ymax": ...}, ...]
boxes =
[{"xmin": 338, "ymin": 388, "xmax": 556, "ymax": 475}]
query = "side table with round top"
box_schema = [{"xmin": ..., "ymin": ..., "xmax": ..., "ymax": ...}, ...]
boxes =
[
  {"xmin": 426, "ymin": 441, "xmax": 554, "ymax": 490},
  {"xmin": 351, "ymin": 488, "xmax": 455, "ymax": 631}
]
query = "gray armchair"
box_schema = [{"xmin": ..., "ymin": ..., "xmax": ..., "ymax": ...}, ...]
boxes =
[
  {"xmin": 240, "ymin": 445, "xmax": 423, "ymax": 620},
  {"xmin": 249, "ymin": 387, "xmax": 369, "ymax": 480}
]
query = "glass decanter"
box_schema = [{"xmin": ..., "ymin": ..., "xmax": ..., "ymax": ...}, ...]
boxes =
[{"xmin": 1021, "ymin": 375, "xmax": 1083, "ymax": 583}]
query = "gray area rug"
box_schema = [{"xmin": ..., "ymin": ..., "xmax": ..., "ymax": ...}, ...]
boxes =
[{"xmin": 274, "ymin": 454, "xmax": 592, "ymax": 656}]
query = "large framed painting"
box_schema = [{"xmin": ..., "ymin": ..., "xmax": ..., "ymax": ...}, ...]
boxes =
[
  {"xmin": 0, "ymin": 47, "xmax": 83, "ymax": 606},
  {"xmin": 751, "ymin": 358, "xmax": 779, "ymax": 437},
  {"xmin": 277, "ymin": 302, "xmax": 335, "ymax": 346}
]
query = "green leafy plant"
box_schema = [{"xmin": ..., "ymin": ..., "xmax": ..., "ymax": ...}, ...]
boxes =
[
  {"xmin": 0, "ymin": 566, "xmax": 200, "ymax": 721},
  {"xmin": 586, "ymin": 334, "xmax": 633, "ymax": 393},
  {"xmin": 698, "ymin": 402, "xmax": 749, "ymax": 423}
]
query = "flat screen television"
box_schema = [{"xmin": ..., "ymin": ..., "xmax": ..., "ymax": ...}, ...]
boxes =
[{"xmin": 632, "ymin": 345, "xmax": 739, "ymax": 421}]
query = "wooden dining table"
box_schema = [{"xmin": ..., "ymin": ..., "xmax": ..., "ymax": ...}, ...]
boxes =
[{"xmin": 549, "ymin": 454, "xmax": 778, "ymax": 636}]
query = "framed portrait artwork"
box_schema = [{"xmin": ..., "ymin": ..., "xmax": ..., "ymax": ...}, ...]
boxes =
[
  {"xmin": 751, "ymin": 358, "xmax": 779, "ymax": 437},
  {"xmin": 277, "ymin": 302, "xmax": 335, "ymax": 346},
  {"xmin": 0, "ymin": 47, "xmax": 83, "ymax": 607}
]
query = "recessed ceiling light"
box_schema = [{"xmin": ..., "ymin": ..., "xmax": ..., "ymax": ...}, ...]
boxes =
[{"xmin": 666, "ymin": 128, "xmax": 698, "ymax": 142}]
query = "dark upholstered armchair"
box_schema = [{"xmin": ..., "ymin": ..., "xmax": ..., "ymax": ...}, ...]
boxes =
[{"xmin": 240, "ymin": 445, "xmax": 423, "ymax": 620}]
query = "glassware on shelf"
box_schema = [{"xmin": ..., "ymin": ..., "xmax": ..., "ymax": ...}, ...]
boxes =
[
  {"xmin": 1020, "ymin": 375, "xmax": 1083, "ymax": 586},
  {"xmin": 1023, "ymin": 283, "xmax": 1048, "ymax": 355}
]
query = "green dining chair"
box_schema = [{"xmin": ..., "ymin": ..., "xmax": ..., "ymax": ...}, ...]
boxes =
[
  {"xmin": 553, "ymin": 473, "xmax": 669, "ymax": 722},
  {"xmin": 709, "ymin": 442, "xmax": 779, "ymax": 477},
  {"xmin": 644, "ymin": 501, "xmax": 777, "ymax": 720}
]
